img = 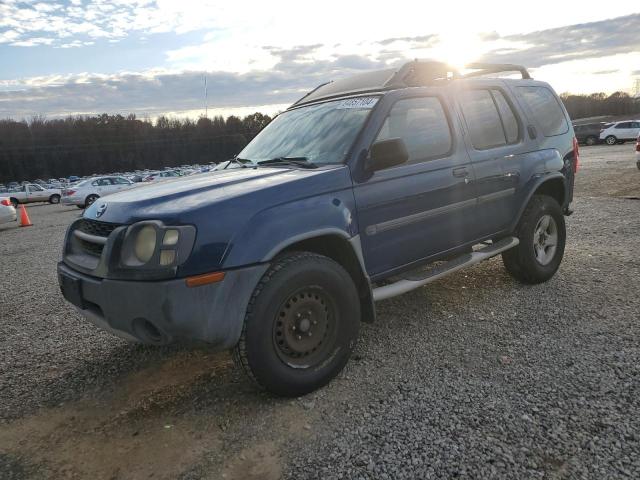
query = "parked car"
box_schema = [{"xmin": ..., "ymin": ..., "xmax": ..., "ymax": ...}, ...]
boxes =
[
  {"xmin": 573, "ymin": 123, "xmax": 605, "ymax": 146},
  {"xmin": 58, "ymin": 60, "xmax": 577, "ymax": 397},
  {"xmin": 7, "ymin": 183, "xmax": 62, "ymax": 207},
  {"xmin": 142, "ymin": 170, "xmax": 181, "ymax": 182},
  {"xmin": 68, "ymin": 175, "xmax": 80, "ymax": 183},
  {"xmin": 62, "ymin": 176, "xmax": 136, "ymax": 209},
  {"xmin": 600, "ymin": 120, "xmax": 640, "ymax": 145},
  {"xmin": 0, "ymin": 197, "xmax": 17, "ymax": 225}
]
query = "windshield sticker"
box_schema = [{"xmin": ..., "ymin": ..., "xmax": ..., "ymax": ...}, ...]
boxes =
[{"xmin": 336, "ymin": 97, "xmax": 379, "ymax": 110}]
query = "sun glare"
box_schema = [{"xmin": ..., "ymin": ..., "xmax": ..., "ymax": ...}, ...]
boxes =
[{"xmin": 427, "ymin": 31, "xmax": 486, "ymax": 72}]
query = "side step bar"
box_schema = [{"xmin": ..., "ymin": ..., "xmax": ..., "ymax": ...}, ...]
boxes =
[{"xmin": 372, "ymin": 237, "xmax": 519, "ymax": 302}]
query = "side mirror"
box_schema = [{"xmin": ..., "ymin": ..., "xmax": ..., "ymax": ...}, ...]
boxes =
[{"xmin": 368, "ymin": 138, "xmax": 409, "ymax": 171}]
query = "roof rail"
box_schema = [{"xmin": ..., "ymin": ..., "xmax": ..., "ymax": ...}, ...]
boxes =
[
  {"xmin": 291, "ymin": 81, "xmax": 333, "ymax": 107},
  {"xmin": 463, "ymin": 63, "xmax": 531, "ymax": 80}
]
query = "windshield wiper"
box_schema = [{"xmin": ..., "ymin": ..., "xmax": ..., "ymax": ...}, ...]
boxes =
[
  {"xmin": 224, "ymin": 157, "xmax": 256, "ymax": 169},
  {"xmin": 258, "ymin": 157, "xmax": 318, "ymax": 169}
]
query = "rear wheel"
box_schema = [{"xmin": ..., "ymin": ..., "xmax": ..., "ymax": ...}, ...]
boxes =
[
  {"xmin": 49, "ymin": 194, "xmax": 60, "ymax": 204},
  {"xmin": 85, "ymin": 194, "xmax": 99, "ymax": 208},
  {"xmin": 502, "ymin": 195, "xmax": 566, "ymax": 284},
  {"xmin": 605, "ymin": 135, "xmax": 617, "ymax": 145},
  {"xmin": 585, "ymin": 136, "xmax": 597, "ymax": 146},
  {"xmin": 233, "ymin": 252, "xmax": 360, "ymax": 397}
]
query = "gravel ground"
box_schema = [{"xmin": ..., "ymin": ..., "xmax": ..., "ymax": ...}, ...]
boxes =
[{"xmin": 0, "ymin": 143, "xmax": 638, "ymax": 479}]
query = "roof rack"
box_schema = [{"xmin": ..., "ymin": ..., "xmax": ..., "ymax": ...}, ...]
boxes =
[
  {"xmin": 463, "ymin": 63, "xmax": 531, "ymax": 80},
  {"xmin": 290, "ymin": 60, "xmax": 459, "ymax": 108},
  {"xmin": 289, "ymin": 61, "xmax": 531, "ymax": 108}
]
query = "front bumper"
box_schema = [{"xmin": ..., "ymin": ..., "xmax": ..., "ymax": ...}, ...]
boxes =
[{"xmin": 57, "ymin": 261, "xmax": 268, "ymax": 347}]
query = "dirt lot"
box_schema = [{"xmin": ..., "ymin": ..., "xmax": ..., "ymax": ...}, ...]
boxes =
[{"xmin": 1, "ymin": 144, "xmax": 639, "ymax": 479}]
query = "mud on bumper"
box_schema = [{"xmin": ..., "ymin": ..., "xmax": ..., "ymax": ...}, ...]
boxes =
[{"xmin": 57, "ymin": 261, "xmax": 268, "ymax": 347}]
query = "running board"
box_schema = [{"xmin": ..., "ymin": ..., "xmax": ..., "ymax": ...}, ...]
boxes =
[{"xmin": 372, "ymin": 237, "xmax": 519, "ymax": 301}]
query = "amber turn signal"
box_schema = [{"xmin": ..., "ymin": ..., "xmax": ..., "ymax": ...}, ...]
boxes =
[{"xmin": 185, "ymin": 271, "xmax": 226, "ymax": 288}]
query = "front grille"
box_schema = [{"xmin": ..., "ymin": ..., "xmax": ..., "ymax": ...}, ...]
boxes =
[
  {"xmin": 74, "ymin": 219, "xmax": 123, "ymax": 257},
  {"xmin": 76, "ymin": 219, "xmax": 120, "ymax": 238},
  {"xmin": 79, "ymin": 238, "xmax": 105, "ymax": 256}
]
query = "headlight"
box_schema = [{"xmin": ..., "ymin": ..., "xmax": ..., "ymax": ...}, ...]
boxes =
[
  {"xmin": 119, "ymin": 221, "xmax": 196, "ymax": 271},
  {"xmin": 134, "ymin": 226, "xmax": 157, "ymax": 263}
]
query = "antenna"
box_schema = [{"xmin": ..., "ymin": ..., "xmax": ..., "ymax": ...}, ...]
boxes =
[{"xmin": 204, "ymin": 75, "xmax": 208, "ymax": 118}]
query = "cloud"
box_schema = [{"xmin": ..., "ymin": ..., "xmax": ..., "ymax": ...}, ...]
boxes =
[
  {"xmin": 2, "ymin": 13, "xmax": 640, "ymax": 118},
  {"xmin": 477, "ymin": 13, "xmax": 640, "ymax": 67}
]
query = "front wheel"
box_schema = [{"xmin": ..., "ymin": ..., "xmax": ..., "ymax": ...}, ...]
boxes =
[
  {"xmin": 502, "ymin": 195, "xmax": 566, "ymax": 284},
  {"xmin": 49, "ymin": 194, "xmax": 60, "ymax": 204},
  {"xmin": 233, "ymin": 252, "xmax": 360, "ymax": 397},
  {"xmin": 605, "ymin": 135, "xmax": 617, "ymax": 145}
]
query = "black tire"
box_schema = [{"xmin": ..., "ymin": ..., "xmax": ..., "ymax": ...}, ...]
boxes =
[
  {"xmin": 77, "ymin": 205, "xmax": 85, "ymax": 209},
  {"xmin": 9, "ymin": 198, "xmax": 18, "ymax": 208},
  {"xmin": 585, "ymin": 136, "xmax": 597, "ymax": 146},
  {"xmin": 233, "ymin": 252, "xmax": 360, "ymax": 397},
  {"xmin": 85, "ymin": 194, "xmax": 99, "ymax": 208},
  {"xmin": 605, "ymin": 135, "xmax": 617, "ymax": 146},
  {"xmin": 49, "ymin": 194, "xmax": 60, "ymax": 204},
  {"xmin": 502, "ymin": 195, "xmax": 566, "ymax": 284}
]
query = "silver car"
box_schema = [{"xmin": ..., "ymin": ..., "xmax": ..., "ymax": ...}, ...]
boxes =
[{"xmin": 61, "ymin": 176, "xmax": 136, "ymax": 208}]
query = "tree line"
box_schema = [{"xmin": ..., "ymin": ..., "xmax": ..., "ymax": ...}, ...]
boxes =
[
  {"xmin": 1, "ymin": 91, "xmax": 639, "ymax": 183},
  {"xmin": 0, "ymin": 112, "xmax": 272, "ymax": 183},
  {"xmin": 560, "ymin": 91, "xmax": 640, "ymax": 120}
]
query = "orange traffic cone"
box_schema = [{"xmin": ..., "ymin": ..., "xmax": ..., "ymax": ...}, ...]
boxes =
[{"xmin": 18, "ymin": 205, "xmax": 33, "ymax": 227}]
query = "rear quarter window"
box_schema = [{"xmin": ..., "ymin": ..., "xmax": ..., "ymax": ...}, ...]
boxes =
[{"xmin": 517, "ymin": 86, "xmax": 568, "ymax": 137}]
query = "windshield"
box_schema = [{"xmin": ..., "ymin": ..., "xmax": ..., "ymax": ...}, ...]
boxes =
[{"xmin": 238, "ymin": 96, "xmax": 379, "ymax": 165}]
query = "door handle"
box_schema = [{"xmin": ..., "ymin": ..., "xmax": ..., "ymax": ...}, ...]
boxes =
[{"xmin": 452, "ymin": 167, "xmax": 469, "ymax": 178}]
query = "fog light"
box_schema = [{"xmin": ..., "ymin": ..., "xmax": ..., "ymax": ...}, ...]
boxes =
[
  {"xmin": 163, "ymin": 229, "xmax": 179, "ymax": 246},
  {"xmin": 134, "ymin": 226, "xmax": 157, "ymax": 263},
  {"xmin": 160, "ymin": 250, "xmax": 176, "ymax": 266}
]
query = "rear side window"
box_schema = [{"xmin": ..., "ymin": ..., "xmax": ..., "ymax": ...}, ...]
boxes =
[
  {"xmin": 459, "ymin": 90, "xmax": 506, "ymax": 149},
  {"xmin": 517, "ymin": 86, "xmax": 568, "ymax": 137},
  {"xmin": 375, "ymin": 96, "xmax": 452, "ymax": 165},
  {"xmin": 491, "ymin": 89, "xmax": 520, "ymax": 143}
]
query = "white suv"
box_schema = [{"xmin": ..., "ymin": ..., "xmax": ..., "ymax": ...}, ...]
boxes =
[
  {"xmin": 62, "ymin": 176, "xmax": 136, "ymax": 208},
  {"xmin": 600, "ymin": 120, "xmax": 640, "ymax": 145}
]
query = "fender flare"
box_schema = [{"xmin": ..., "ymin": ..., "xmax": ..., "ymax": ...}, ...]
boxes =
[
  {"xmin": 510, "ymin": 172, "xmax": 565, "ymax": 231},
  {"xmin": 262, "ymin": 230, "xmax": 377, "ymax": 323}
]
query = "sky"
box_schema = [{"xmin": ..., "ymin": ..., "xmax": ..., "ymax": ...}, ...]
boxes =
[{"xmin": 1, "ymin": 0, "xmax": 639, "ymax": 120}]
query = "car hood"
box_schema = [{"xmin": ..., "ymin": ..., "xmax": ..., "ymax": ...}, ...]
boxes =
[{"xmin": 84, "ymin": 165, "xmax": 352, "ymax": 225}]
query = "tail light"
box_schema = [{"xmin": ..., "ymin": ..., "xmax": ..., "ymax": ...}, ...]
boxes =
[
  {"xmin": 636, "ymin": 141, "xmax": 640, "ymax": 153},
  {"xmin": 0, "ymin": 199, "xmax": 10, "ymax": 206},
  {"xmin": 572, "ymin": 137, "xmax": 580, "ymax": 173},
  {"xmin": 64, "ymin": 189, "xmax": 76, "ymax": 196}
]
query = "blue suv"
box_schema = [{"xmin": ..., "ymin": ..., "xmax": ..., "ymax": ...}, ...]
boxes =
[{"xmin": 58, "ymin": 61, "xmax": 578, "ymax": 396}]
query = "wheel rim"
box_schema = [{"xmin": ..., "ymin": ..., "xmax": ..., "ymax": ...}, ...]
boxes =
[
  {"xmin": 87, "ymin": 196, "xmax": 97, "ymax": 206},
  {"xmin": 533, "ymin": 214, "xmax": 558, "ymax": 266},
  {"xmin": 586, "ymin": 137, "xmax": 595, "ymax": 146},
  {"xmin": 52, "ymin": 196, "xmax": 59, "ymax": 204},
  {"xmin": 273, "ymin": 287, "xmax": 336, "ymax": 368},
  {"xmin": 606, "ymin": 136, "xmax": 616, "ymax": 145}
]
